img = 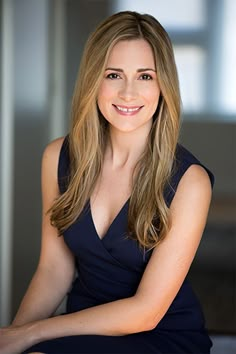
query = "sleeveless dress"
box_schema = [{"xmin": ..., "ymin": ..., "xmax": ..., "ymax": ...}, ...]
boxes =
[{"xmin": 24, "ymin": 137, "xmax": 214, "ymax": 354}]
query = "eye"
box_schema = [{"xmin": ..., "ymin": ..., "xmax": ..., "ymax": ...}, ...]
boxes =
[
  {"xmin": 106, "ymin": 73, "xmax": 121, "ymax": 80},
  {"xmin": 139, "ymin": 74, "xmax": 152, "ymax": 80}
]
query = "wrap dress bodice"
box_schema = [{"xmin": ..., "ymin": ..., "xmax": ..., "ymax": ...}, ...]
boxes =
[{"xmin": 24, "ymin": 137, "xmax": 214, "ymax": 353}]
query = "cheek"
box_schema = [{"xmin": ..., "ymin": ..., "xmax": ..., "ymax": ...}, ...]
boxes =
[
  {"xmin": 146, "ymin": 90, "xmax": 161, "ymax": 108},
  {"xmin": 97, "ymin": 85, "xmax": 113, "ymax": 117},
  {"xmin": 142, "ymin": 83, "xmax": 160, "ymax": 101},
  {"xmin": 97, "ymin": 82, "xmax": 114, "ymax": 103},
  {"xmin": 145, "ymin": 90, "xmax": 160, "ymax": 117}
]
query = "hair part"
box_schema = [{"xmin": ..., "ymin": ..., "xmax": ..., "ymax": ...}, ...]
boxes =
[{"xmin": 50, "ymin": 11, "xmax": 181, "ymax": 249}]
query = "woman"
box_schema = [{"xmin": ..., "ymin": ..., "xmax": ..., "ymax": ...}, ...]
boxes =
[{"xmin": 0, "ymin": 11, "xmax": 214, "ymax": 354}]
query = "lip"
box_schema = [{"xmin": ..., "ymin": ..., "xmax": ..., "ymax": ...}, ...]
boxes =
[{"xmin": 112, "ymin": 104, "xmax": 143, "ymax": 116}]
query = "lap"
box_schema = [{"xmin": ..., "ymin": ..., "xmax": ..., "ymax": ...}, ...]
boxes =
[
  {"xmin": 23, "ymin": 331, "xmax": 211, "ymax": 354},
  {"xmin": 23, "ymin": 333, "xmax": 161, "ymax": 354}
]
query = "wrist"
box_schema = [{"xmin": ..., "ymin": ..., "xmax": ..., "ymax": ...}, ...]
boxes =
[{"xmin": 23, "ymin": 320, "xmax": 44, "ymax": 347}]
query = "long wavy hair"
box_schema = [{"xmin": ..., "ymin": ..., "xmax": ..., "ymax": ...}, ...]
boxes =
[{"xmin": 50, "ymin": 11, "xmax": 181, "ymax": 249}]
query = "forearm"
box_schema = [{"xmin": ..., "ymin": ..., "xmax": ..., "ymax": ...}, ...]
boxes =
[
  {"xmin": 28, "ymin": 295, "xmax": 153, "ymax": 344},
  {"xmin": 12, "ymin": 266, "xmax": 71, "ymax": 326}
]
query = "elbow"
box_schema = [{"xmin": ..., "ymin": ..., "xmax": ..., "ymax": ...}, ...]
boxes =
[
  {"xmin": 142, "ymin": 317, "xmax": 158, "ymax": 332},
  {"xmin": 120, "ymin": 315, "xmax": 156, "ymax": 335},
  {"xmin": 132, "ymin": 319, "xmax": 157, "ymax": 334},
  {"xmin": 144, "ymin": 308, "xmax": 165, "ymax": 331},
  {"xmin": 124, "ymin": 296, "xmax": 162, "ymax": 334},
  {"xmin": 132, "ymin": 313, "xmax": 159, "ymax": 333},
  {"xmin": 138, "ymin": 307, "xmax": 165, "ymax": 332},
  {"xmin": 148, "ymin": 318, "xmax": 160, "ymax": 331}
]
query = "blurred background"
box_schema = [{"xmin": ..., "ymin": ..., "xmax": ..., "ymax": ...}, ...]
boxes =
[{"xmin": 0, "ymin": 0, "xmax": 235, "ymax": 352}]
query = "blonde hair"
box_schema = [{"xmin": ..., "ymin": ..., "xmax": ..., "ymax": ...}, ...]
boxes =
[{"xmin": 50, "ymin": 11, "xmax": 181, "ymax": 249}]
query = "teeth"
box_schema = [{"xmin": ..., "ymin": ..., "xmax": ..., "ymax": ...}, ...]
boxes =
[{"xmin": 116, "ymin": 105, "xmax": 140, "ymax": 112}]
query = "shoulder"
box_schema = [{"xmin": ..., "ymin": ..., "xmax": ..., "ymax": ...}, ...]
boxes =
[
  {"xmin": 175, "ymin": 164, "xmax": 212, "ymax": 204},
  {"xmin": 164, "ymin": 144, "xmax": 214, "ymax": 207},
  {"xmin": 41, "ymin": 136, "xmax": 66, "ymax": 183},
  {"xmin": 175, "ymin": 144, "xmax": 214, "ymax": 184},
  {"xmin": 168, "ymin": 162, "xmax": 212, "ymax": 239},
  {"xmin": 42, "ymin": 136, "xmax": 65, "ymax": 162},
  {"xmin": 42, "ymin": 136, "xmax": 70, "ymax": 194}
]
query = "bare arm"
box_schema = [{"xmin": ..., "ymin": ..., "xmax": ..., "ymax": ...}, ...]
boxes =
[
  {"xmin": 12, "ymin": 138, "xmax": 75, "ymax": 326},
  {"xmin": 22, "ymin": 164, "xmax": 212, "ymax": 344},
  {"xmin": 0, "ymin": 164, "xmax": 212, "ymax": 354}
]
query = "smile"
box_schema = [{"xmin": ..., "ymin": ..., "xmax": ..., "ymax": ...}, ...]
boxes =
[{"xmin": 113, "ymin": 104, "xmax": 143, "ymax": 114}]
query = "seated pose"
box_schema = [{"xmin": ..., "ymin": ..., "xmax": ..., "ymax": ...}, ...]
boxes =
[{"xmin": 0, "ymin": 11, "xmax": 214, "ymax": 354}]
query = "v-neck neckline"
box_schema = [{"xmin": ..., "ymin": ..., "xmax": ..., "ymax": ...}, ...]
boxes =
[{"xmin": 89, "ymin": 198, "xmax": 130, "ymax": 241}]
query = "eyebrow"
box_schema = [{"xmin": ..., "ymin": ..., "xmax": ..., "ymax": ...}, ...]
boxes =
[{"xmin": 105, "ymin": 67, "xmax": 156, "ymax": 72}]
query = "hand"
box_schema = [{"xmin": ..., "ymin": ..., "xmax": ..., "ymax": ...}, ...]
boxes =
[{"xmin": 0, "ymin": 324, "xmax": 34, "ymax": 354}]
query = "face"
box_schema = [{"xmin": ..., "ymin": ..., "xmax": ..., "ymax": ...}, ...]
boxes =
[{"xmin": 97, "ymin": 39, "xmax": 161, "ymax": 134}]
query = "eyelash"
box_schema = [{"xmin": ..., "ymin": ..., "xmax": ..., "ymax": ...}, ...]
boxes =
[
  {"xmin": 106, "ymin": 73, "xmax": 153, "ymax": 80},
  {"xmin": 106, "ymin": 73, "xmax": 121, "ymax": 80},
  {"xmin": 140, "ymin": 74, "xmax": 152, "ymax": 80}
]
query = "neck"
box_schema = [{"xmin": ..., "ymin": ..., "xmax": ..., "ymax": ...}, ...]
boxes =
[{"xmin": 106, "ymin": 125, "xmax": 151, "ymax": 169}]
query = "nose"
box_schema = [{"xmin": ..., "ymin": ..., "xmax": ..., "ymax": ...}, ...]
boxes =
[{"xmin": 118, "ymin": 80, "xmax": 138, "ymax": 101}]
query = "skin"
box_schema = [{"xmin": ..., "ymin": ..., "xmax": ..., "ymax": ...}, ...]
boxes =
[
  {"xmin": 97, "ymin": 39, "xmax": 160, "ymax": 135},
  {"xmin": 0, "ymin": 39, "xmax": 212, "ymax": 354},
  {"xmin": 93, "ymin": 39, "xmax": 161, "ymax": 238}
]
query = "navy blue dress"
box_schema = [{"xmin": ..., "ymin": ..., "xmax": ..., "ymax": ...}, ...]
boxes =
[{"xmin": 24, "ymin": 137, "xmax": 214, "ymax": 353}]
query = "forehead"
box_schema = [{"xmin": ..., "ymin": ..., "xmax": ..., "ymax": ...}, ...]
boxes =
[{"xmin": 106, "ymin": 39, "xmax": 155, "ymax": 68}]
